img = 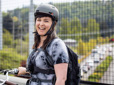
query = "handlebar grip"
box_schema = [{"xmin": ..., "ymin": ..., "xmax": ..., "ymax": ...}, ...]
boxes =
[
  {"xmin": 13, "ymin": 69, "xmax": 19, "ymax": 74},
  {"xmin": 7, "ymin": 68, "xmax": 19, "ymax": 74}
]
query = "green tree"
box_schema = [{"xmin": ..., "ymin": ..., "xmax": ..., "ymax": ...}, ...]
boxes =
[
  {"xmin": 23, "ymin": 33, "xmax": 29, "ymax": 42},
  {"xmin": 12, "ymin": 16, "xmax": 18, "ymax": 22},
  {"xmin": 86, "ymin": 19, "xmax": 100, "ymax": 40},
  {"xmin": 13, "ymin": 38, "xmax": 29, "ymax": 56},
  {"xmin": 88, "ymin": 39, "xmax": 97, "ymax": 51},
  {"xmin": 97, "ymin": 37, "xmax": 106, "ymax": 44},
  {"xmin": 3, "ymin": 29, "xmax": 13, "ymax": 47},
  {"xmin": 70, "ymin": 17, "xmax": 82, "ymax": 33},
  {"xmin": 70, "ymin": 17, "xmax": 82, "ymax": 40},
  {"xmin": 3, "ymin": 14, "xmax": 13, "ymax": 33},
  {"xmin": 59, "ymin": 18, "xmax": 70, "ymax": 39},
  {"xmin": 12, "ymin": 16, "xmax": 22, "ymax": 39},
  {"xmin": 87, "ymin": 19, "xmax": 99, "ymax": 32},
  {"xmin": 77, "ymin": 39, "xmax": 88, "ymax": 55},
  {"xmin": 100, "ymin": 21, "xmax": 109, "ymax": 37},
  {"xmin": 0, "ymin": 48, "xmax": 26, "ymax": 69}
]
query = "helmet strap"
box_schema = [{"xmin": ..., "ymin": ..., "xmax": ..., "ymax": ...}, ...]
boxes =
[{"xmin": 44, "ymin": 21, "xmax": 55, "ymax": 36}]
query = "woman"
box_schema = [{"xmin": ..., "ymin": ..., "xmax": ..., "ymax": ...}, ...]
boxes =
[{"xmin": 17, "ymin": 4, "xmax": 69, "ymax": 85}]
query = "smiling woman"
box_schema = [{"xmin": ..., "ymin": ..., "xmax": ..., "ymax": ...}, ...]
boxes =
[{"xmin": 17, "ymin": 4, "xmax": 70, "ymax": 85}]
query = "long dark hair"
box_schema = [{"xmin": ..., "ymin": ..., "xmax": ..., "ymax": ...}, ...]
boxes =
[{"xmin": 32, "ymin": 22, "xmax": 57, "ymax": 49}]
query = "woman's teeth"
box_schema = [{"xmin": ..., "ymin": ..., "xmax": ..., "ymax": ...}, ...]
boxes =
[{"xmin": 39, "ymin": 27, "xmax": 45, "ymax": 30}]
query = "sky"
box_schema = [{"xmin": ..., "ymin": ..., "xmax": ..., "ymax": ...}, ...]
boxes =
[
  {"xmin": 1, "ymin": 0, "xmax": 95, "ymax": 12},
  {"xmin": 1, "ymin": 0, "xmax": 75, "ymax": 12}
]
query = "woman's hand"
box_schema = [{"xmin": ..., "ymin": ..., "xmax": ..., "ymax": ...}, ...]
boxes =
[{"xmin": 17, "ymin": 67, "xmax": 27, "ymax": 76}]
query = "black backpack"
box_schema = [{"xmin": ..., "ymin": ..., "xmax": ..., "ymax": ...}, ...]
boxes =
[
  {"xmin": 65, "ymin": 46, "xmax": 81, "ymax": 85},
  {"xmin": 45, "ymin": 38, "xmax": 81, "ymax": 85}
]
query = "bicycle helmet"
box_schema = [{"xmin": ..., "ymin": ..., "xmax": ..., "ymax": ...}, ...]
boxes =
[{"xmin": 34, "ymin": 4, "xmax": 59, "ymax": 22}]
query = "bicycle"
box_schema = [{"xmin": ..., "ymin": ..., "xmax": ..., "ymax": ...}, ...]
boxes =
[{"xmin": 0, "ymin": 69, "xmax": 19, "ymax": 85}]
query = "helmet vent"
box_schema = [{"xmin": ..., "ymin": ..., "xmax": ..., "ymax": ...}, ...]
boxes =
[{"xmin": 49, "ymin": 12, "xmax": 53, "ymax": 15}]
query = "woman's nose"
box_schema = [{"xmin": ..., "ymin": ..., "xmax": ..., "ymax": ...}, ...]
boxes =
[{"xmin": 39, "ymin": 21, "xmax": 44, "ymax": 26}]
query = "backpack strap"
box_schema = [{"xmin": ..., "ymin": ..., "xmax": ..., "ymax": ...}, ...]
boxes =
[
  {"xmin": 32, "ymin": 38, "xmax": 58, "ymax": 74},
  {"xmin": 33, "ymin": 65, "xmax": 55, "ymax": 74},
  {"xmin": 26, "ymin": 49, "xmax": 37, "ymax": 72},
  {"xmin": 45, "ymin": 37, "xmax": 58, "ymax": 66},
  {"xmin": 31, "ymin": 48, "xmax": 55, "ymax": 74},
  {"xmin": 44, "ymin": 50, "xmax": 54, "ymax": 67}
]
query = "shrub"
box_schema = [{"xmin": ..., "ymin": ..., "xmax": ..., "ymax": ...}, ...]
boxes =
[
  {"xmin": 88, "ymin": 56, "xmax": 113, "ymax": 82},
  {"xmin": 0, "ymin": 48, "xmax": 27, "ymax": 70}
]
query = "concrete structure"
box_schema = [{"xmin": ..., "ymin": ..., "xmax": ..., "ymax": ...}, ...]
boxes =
[
  {"xmin": 0, "ymin": 0, "xmax": 2, "ymax": 50},
  {"xmin": 29, "ymin": 0, "xmax": 34, "ymax": 54},
  {"xmin": 63, "ymin": 39, "xmax": 77, "ymax": 47}
]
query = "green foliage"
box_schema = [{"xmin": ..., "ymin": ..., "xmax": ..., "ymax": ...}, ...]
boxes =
[
  {"xmin": 81, "ymin": 19, "xmax": 100, "ymax": 41},
  {"xmin": 70, "ymin": 17, "xmax": 82, "ymax": 32},
  {"xmin": 59, "ymin": 18, "xmax": 71, "ymax": 39},
  {"xmin": 60, "ymin": 18, "xmax": 70, "ymax": 34},
  {"xmin": 70, "ymin": 17, "xmax": 82, "ymax": 40},
  {"xmin": 110, "ymin": 34, "xmax": 114, "ymax": 39},
  {"xmin": 87, "ymin": 19, "xmax": 100, "ymax": 32},
  {"xmin": 2, "ymin": 1, "xmax": 113, "ymax": 41},
  {"xmin": 97, "ymin": 37, "xmax": 109, "ymax": 44},
  {"xmin": 88, "ymin": 56, "xmax": 113, "ymax": 82},
  {"xmin": 12, "ymin": 16, "xmax": 18, "ymax": 22},
  {"xmin": 105, "ymin": 37, "xmax": 109, "ymax": 43},
  {"xmin": 13, "ymin": 39, "xmax": 29, "ymax": 56},
  {"xmin": 77, "ymin": 39, "xmax": 88, "ymax": 55},
  {"xmin": 86, "ymin": 19, "xmax": 100, "ymax": 40},
  {"xmin": 87, "ymin": 39, "xmax": 97, "ymax": 52},
  {"xmin": 59, "ymin": 17, "xmax": 82, "ymax": 40},
  {"xmin": 2, "ymin": 12, "xmax": 8, "ymax": 17},
  {"xmin": 23, "ymin": 33, "xmax": 29, "ymax": 42},
  {"xmin": 88, "ymin": 73, "xmax": 102, "ymax": 82},
  {"xmin": 77, "ymin": 39, "xmax": 96, "ymax": 55},
  {"xmin": 54, "ymin": 1, "xmax": 114, "ymax": 23},
  {"xmin": 3, "ymin": 29, "xmax": 13, "ymax": 46},
  {"xmin": 3, "ymin": 14, "xmax": 13, "ymax": 33},
  {"xmin": 0, "ymin": 48, "xmax": 26, "ymax": 70}
]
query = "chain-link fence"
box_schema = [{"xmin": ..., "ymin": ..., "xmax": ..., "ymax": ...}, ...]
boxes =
[{"xmin": 0, "ymin": 0, "xmax": 114, "ymax": 84}]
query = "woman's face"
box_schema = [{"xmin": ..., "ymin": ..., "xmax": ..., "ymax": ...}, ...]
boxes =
[{"xmin": 35, "ymin": 17, "xmax": 52, "ymax": 36}]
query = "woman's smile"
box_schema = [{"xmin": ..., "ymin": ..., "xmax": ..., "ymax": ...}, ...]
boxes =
[{"xmin": 39, "ymin": 27, "xmax": 46, "ymax": 31}]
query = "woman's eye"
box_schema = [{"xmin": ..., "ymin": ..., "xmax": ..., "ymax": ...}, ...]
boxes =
[
  {"xmin": 37, "ymin": 20, "xmax": 41, "ymax": 21},
  {"xmin": 44, "ymin": 21, "xmax": 48, "ymax": 22}
]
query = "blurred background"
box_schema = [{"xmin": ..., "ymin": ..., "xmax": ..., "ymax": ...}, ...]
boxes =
[{"xmin": 0, "ymin": 0, "xmax": 114, "ymax": 84}]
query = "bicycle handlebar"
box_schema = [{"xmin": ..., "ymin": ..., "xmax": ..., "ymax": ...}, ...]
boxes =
[
  {"xmin": 0, "ymin": 68, "xmax": 19, "ymax": 85},
  {"xmin": 0, "ymin": 68, "xmax": 19, "ymax": 75}
]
